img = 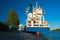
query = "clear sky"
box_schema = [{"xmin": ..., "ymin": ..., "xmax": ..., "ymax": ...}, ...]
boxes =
[{"xmin": 0, "ymin": 0, "xmax": 60, "ymax": 28}]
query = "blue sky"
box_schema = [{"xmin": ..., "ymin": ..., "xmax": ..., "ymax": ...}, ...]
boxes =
[{"xmin": 0, "ymin": 0, "xmax": 60, "ymax": 28}]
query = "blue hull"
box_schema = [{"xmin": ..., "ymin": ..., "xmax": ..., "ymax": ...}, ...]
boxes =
[{"xmin": 25, "ymin": 27, "xmax": 50, "ymax": 35}]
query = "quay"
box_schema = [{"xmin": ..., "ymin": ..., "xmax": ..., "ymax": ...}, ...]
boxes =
[{"xmin": 0, "ymin": 32, "xmax": 50, "ymax": 40}]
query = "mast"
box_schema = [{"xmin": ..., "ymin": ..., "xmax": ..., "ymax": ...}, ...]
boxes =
[{"xmin": 36, "ymin": 0, "xmax": 38, "ymax": 8}]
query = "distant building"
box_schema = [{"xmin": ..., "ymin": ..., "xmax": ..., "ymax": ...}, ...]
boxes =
[{"xmin": 18, "ymin": 24, "xmax": 24, "ymax": 31}]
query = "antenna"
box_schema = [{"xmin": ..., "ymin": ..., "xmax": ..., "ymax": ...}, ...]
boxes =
[{"xmin": 36, "ymin": 0, "xmax": 38, "ymax": 8}]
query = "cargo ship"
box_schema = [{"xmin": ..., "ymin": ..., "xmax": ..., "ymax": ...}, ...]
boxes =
[{"xmin": 25, "ymin": 1, "xmax": 50, "ymax": 35}]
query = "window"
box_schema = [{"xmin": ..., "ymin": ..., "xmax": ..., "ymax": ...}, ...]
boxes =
[
  {"xmin": 28, "ymin": 24, "xmax": 31, "ymax": 26},
  {"xmin": 33, "ymin": 21, "xmax": 39, "ymax": 26},
  {"xmin": 34, "ymin": 24, "xmax": 39, "ymax": 26},
  {"xmin": 28, "ymin": 21, "xmax": 31, "ymax": 23},
  {"xmin": 33, "ymin": 21, "xmax": 36, "ymax": 23}
]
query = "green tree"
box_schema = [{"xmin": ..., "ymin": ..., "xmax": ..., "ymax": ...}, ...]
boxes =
[{"xmin": 5, "ymin": 8, "xmax": 20, "ymax": 31}]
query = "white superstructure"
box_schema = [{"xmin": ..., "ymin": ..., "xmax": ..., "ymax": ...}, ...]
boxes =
[{"xmin": 26, "ymin": 1, "xmax": 48, "ymax": 27}]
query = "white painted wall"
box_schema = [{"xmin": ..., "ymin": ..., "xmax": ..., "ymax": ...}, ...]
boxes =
[{"xmin": 18, "ymin": 24, "xmax": 24, "ymax": 31}]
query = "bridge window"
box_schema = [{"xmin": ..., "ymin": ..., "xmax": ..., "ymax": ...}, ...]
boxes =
[{"xmin": 28, "ymin": 21, "xmax": 31, "ymax": 23}]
